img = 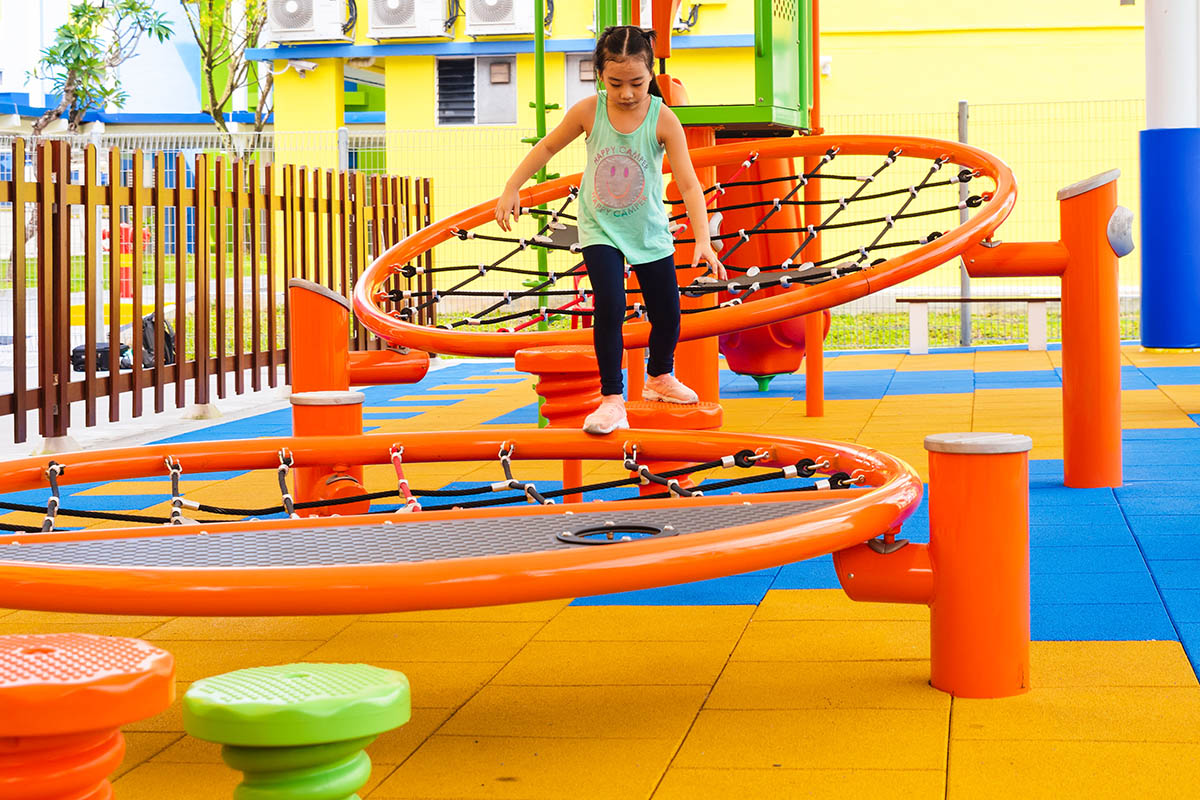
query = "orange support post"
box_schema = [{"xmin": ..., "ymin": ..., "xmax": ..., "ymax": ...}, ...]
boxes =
[
  {"xmin": 834, "ymin": 432, "xmax": 1032, "ymax": 698},
  {"xmin": 962, "ymin": 170, "xmax": 1130, "ymax": 488},
  {"xmin": 803, "ymin": 0, "xmax": 825, "ymax": 417},
  {"xmin": 288, "ymin": 279, "xmax": 367, "ymax": 515}
]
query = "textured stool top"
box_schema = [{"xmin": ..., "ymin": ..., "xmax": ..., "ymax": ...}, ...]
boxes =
[
  {"xmin": 184, "ymin": 662, "xmax": 411, "ymax": 747},
  {"xmin": 0, "ymin": 633, "xmax": 175, "ymax": 736}
]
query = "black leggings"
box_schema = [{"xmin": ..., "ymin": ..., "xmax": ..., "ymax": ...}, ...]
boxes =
[{"xmin": 583, "ymin": 244, "xmax": 680, "ymax": 397}]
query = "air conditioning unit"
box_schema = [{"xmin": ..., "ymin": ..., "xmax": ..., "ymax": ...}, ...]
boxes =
[
  {"xmin": 264, "ymin": 0, "xmax": 349, "ymax": 43},
  {"xmin": 368, "ymin": 0, "xmax": 449, "ymax": 39},
  {"xmin": 464, "ymin": 0, "xmax": 535, "ymax": 37}
]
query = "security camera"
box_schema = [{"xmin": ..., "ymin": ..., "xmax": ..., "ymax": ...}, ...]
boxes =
[{"xmin": 288, "ymin": 59, "xmax": 318, "ymax": 76}]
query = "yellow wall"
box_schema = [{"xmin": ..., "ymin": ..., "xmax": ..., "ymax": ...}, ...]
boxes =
[{"xmin": 273, "ymin": 58, "xmax": 345, "ymax": 170}]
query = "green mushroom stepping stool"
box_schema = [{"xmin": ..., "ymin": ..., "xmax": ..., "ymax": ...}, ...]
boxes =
[{"xmin": 183, "ymin": 662, "xmax": 410, "ymax": 800}]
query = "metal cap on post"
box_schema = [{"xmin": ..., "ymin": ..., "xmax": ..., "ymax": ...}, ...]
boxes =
[{"xmin": 925, "ymin": 432, "xmax": 1031, "ymax": 698}]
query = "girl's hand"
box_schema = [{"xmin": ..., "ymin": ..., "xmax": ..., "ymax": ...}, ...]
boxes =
[
  {"xmin": 692, "ymin": 241, "xmax": 727, "ymax": 281},
  {"xmin": 495, "ymin": 186, "xmax": 522, "ymax": 232}
]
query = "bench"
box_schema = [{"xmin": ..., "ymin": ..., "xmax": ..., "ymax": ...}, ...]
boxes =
[{"xmin": 895, "ymin": 296, "xmax": 1061, "ymax": 355}]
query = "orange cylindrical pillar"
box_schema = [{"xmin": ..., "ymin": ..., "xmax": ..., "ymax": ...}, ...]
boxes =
[
  {"xmin": 291, "ymin": 391, "xmax": 368, "ymax": 516},
  {"xmin": 289, "ymin": 278, "xmax": 351, "ymax": 394},
  {"xmin": 926, "ymin": 432, "xmax": 1032, "ymax": 698},
  {"xmin": 1058, "ymin": 172, "xmax": 1123, "ymax": 488}
]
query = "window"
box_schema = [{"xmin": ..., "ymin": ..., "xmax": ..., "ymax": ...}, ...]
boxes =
[
  {"xmin": 437, "ymin": 58, "xmax": 475, "ymax": 126},
  {"xmin": 564, "ymin": 53, "xmax": 596, "ymax": 112},
  {"xmin": 436, "ymin": 56, "xmax": 518, "ymax": 126}
]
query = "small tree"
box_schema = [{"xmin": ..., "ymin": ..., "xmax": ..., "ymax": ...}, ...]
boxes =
[
  {"xmin": 181, "ymin": 0, "xmax": 273, "ymax": 136},
  {"xmin": 29, "ymin": 0, "xmax": 174, "ymax": 135}
]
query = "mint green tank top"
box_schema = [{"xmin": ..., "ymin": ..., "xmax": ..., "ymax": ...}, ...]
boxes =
[{"xmin": 577, "ymin": 91, "xmax": 677, "ymax": 265}]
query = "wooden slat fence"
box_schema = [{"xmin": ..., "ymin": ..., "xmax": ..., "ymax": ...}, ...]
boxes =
[{"xmin": 0, "ymin": 139, "xmax": 432, "ymax": 444}]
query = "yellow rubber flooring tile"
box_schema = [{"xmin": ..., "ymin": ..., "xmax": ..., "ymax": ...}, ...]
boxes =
[
  {"xmin": 490, "ymin": 640, "xmax": 733, "ymax": 686},
  {"xmin": 951, "ymin": 687, "xmax": 1200, "ymax": 742},
  {"xmin": 753, "ymin": 589, "xmax": 929, "ymax": 621},
  {"xmin": 706, "ymin": 659, "xmax": 946, "ymax": 711},
  {"xmin": 126, "ymin": 683, "xmax": 189, "ymax": 732},
  {"xmin": 369, "ymin": 707, "xmax": 458, "ymax": 764},
  {"xmin": 895, "ymin": 353, "xmax": 976, "ymax": 371},
  {"xmin": 0, "ymin": 621, "xmax": 165, "ymax": 637},
  {"xmin": 369, "ymin": 735, "xmax": 679, "ymax": 800},
  {"xmin": 440, "ymin": 684, "xmax": 710, "ymax": 739},
  {"xmin": 533, "ymin": 605, "xmax": 753, "ymax": 642},
  {"xmin": 113, "ymin": 762, "xmax": 238, "ymax": 800},
  {"xmin": 372, "ymin": 660, "xmax": 502, "ymax": 708},
  {"xmin": 114, "ymin": 732, "xmax": 183, "ymax": 779},
  {"xmin": 652, "ymin": 767, "xmax": 945, "ymax": 800},
  {"xmin": 1120, "ymin": 411, "xmax": 1196, "ymax": 428},
  {"xmin": 673, "ymin": 708, "xmax": 948, "ymax": 770},
  {"xmin": 1157, "ymin": 384, "xmax": 1200, "ymax": 412},
  {"xmin": 867, "ymin": 394, "xmax": 974, "ymax": 416},
  {"xmin": 142, "ymin": 615, "xmax": 360, "ymax": 641},
  {"xmin": 164, "ymin": 639, "xmax": 325, "ymax": 682},
  {"xmin": 1123, "ymin": 348, "xmax": 1200, "ymax": 368},
  {"xmin": 1031, "ymin": 641, "xmax": 1199, "ymax": 688},
  {"xmin": 306, "ymin": 621, "xmax": 544, "ymax": 662},
  {"xmin": 828, "ymin": 353, "xmax": 905, "ymax": 371},
  {"xmin": 974, "ymin": 387, "xmax": 1062, "ymax": 404},
  {"xmin": 973, "ymin": 350, "xmax": 1057, "ymax": 372},
  {"xmin": 946, "ymin": 739, "xmax": 1200, "ymax": 800},
  {"xmin": 731, "ymin": 620, "xmax": 928, "ymax": 662},
  {"xmin": 367, "ymin": 600, "xmax": 571, "ymax": 624}
]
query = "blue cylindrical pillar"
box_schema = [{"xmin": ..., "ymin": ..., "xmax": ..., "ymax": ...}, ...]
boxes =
[{"xmin": 1141, "ymin": 129, "xmax": 1200, "ymax": 348}]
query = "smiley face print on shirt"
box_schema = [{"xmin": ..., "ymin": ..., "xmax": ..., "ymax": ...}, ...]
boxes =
[{"xmin": 591, "ymin": 146, "xmax": 652, "ymax": 217}]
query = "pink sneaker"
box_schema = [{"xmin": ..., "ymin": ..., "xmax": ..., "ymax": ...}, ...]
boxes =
[
  {"xmin": 642, "ymin": 373, "xmax": 699, "ymax": 404},
  {"xmin": 582, "ymin": 396, "xmax": 629, "ymax": 435}
]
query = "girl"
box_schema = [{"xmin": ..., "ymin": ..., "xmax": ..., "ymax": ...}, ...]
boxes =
[{"xmin": 495, "ymin": 25, "xmax": 724, "ymax": 435}]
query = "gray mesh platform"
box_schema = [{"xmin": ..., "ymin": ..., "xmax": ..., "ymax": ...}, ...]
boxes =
[{"xmin": 1, "ymin": 500, "xmax": 843, "ymax": 568}]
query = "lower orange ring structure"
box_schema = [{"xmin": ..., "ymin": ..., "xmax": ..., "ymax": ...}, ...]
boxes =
[{"xmin": 0, "ymin": 428, "xmax": 920, "ymax": 617}]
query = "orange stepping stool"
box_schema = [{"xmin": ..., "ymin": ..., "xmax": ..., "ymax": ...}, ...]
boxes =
[{"xmin": 0, "ymin": 633, "xmax": 176, "ymax": 800}]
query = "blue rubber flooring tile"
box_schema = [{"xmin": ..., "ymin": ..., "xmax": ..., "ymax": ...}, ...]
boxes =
[
  {"xmin": 571, "ymin": 573, "xmax": 777, "ymax": 606},
  {"xmin": 1029, "ymin": 460, "xmax": 1066, "ymax": 479},
  {"xmin": 1123, "ymin": 427, "xmax": 1200, "ymax": 441},
  {"xmin": 1121, "ymin": 444, "xmax": 1200, "ymax": 466},
  {"xmin": 974, "ymin": 370, "xmax": 1061, "ymax": 389},
  {"xmin": 1176, "ymin": 624, "xmax": 1200, "ymax": 672},
  {"xmin": 1032, "ymin": 602, "xmax": 1177, "ymax": 641},
  {"xmin": 1126, "ymin": 516, "xmax": 1200, "ymax": 537},
  {"xmin": 1028, "ymin": 504, "xmax": 1130, "ymax": 526},
  {"xmin": 1147, "ymin": 560, "xmax": 1200, "ymax": 590},
  {"xmin": 1161, "ymin": 589, "xmax": 1200, "ymax": 624},
  {"xmin": 1030, "ymin": 545, "xmax": 1147, "ymax": 574},
  {"xmin": 772, "ymin": 555, "xmax": 841, "ymax": 589},
  {"xmin": 720, "ymin": 369, "xmax": 894, "ymax": 401},
  {"xmin": 1115, "ymin": 480, "xmax": 1200, "ymax": 500},
  {"xmin": 425, "ymin": 386, "xmax": 498, "ymax": 394},
  {"xmin": 481, "ymin": 403, "xmax": 539, "ymax": 425},
  {"xmin": 1142, "ymin": 366, "xmax": 1200, "ymax": 386},
  {"xmin": 1124, "ymin": 464, "xmax": 1194, "ymax": 482},
  {"xmin": 1029, "ymin": 524, "xmax": 1136, "ymax": 548},
  {"xmin": 154, "ymin": 409, "xmax": 294, "ymax": 443},
  {"xmin": 0, "ymin": 481, "xmax": 112, "ymax": 507},
  {"xmin": 1141, "ymin": 534, "xmax": 1200, "ymax": 561},
  {"xmin": 1032, "ymin": 571, "xmax": 1163, "ymax": 605},
  {"xmin": 1118, "ymin": 366, "xmax": 1159, "ymax": 391},
  {"xmin": 362, "ymin": 412, "xmax": 423, "ymax": 420},
  {"xmin": 1029, "ymin": 486, "xmax": 1116, "ymax": 507},
  {"xmin": 885, "ymin": 370, "xmax": 975, "ymax": 396}
]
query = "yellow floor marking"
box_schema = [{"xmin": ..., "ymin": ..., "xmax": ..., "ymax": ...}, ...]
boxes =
[
  {"xmin": 947, "ymin": 740, "xmax": 1200, "ymax": 800},
  {"xmin": 654, "ymin": 768, "xmax": 945, "ymax": 800},
  {"xmin": 674, "ymin": 707, "xmax": 948, "ymax": 769},
  {"xmin": 490, "ymin": 640, "xmax": 733, "ymax": 686}
]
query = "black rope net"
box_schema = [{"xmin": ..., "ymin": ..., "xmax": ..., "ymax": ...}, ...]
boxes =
[
  {"xmin": 0, "ymin": 445, "xmax": 868, "ymax": 533},
  {"xmin": 381, "ymin": 147, "xmax": 992, "ymax": 333}
]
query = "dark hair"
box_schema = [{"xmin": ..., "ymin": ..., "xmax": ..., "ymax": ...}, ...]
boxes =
[{"xmin": 593, "ymin": 25, "xmax": 663, "ymax": 98}]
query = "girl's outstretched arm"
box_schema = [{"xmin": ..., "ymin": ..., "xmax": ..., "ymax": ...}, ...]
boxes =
[
  {"xmin": 495, "ymin": 98, "xmax": 592, "ymax": 231},
  {"xmin": 660, "ymin": 109, "xmax": 726, "ymax": 279}
]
